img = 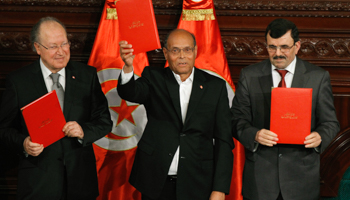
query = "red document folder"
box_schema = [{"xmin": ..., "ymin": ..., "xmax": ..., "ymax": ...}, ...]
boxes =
[
  {"xmin": 116, "ymin": 0, "xmax": 161, "ymax": 54},
  {"xmin": 270, "ymin": 88, "xmax": 312, "ymax": 144},
  {"xmin": 21, "ymin": 91, "xmax": 66, "ymax": 148}
]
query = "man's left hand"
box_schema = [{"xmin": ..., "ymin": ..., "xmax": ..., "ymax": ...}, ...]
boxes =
[
  {"xmin": 304, "ymin": 131, "xmax": 321, "ymax": 148},
  {"xmin": 63, "ymin": 121, "xmax": 84, "ymax": 139},
  {"xmin": 209, "ymin": 191, "xmax": 225, "ymax": 200}
]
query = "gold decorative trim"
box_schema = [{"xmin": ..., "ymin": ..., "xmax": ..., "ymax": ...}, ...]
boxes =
[
  {"xmin": 106, "ymin": 8, "xmax": 118, "ymax": 20},
  {"xmin": 182, "ymin": 9, "xmax": 215, "ymax": 21}
]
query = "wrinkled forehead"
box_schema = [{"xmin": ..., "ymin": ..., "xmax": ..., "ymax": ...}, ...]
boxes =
[
  {"xmin": 167, "ymin": 31, "xmax": 195, "ymax": 48},
  {"xmin": 39, "ymin": 21, "xmax": 68, "ymax": 42}
]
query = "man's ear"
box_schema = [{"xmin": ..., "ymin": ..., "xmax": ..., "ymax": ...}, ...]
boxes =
[
  {"xmin": 34, "ymin": 43, "xmax": 42, "ymax": 55},
  {"xmin": 294, "ymin": 41, "xmax": 301, "ymax": 55},
  {"xmin": 162, "ymin": 47, "xmax": 168, "ymax": 60},
  {"xmin": 194, "ymin": 45, "xmax": 198, "ymax": 58}
]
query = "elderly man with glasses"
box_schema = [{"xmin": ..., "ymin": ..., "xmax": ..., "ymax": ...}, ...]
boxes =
[
  {"xmin": 0, "ymin": 16, "xmax": 112, "ymax": 200},
  {"xmin": 231, "ymin": 18, "xmax": 339, "ymax": 200},
  {"xmin": 117, "ymin": 29, "xmax": 234, "ymax": 200}
]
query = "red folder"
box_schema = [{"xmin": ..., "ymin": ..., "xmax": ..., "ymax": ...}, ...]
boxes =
[
  {"xmin": 21, "ymin": 91, "xmax": 66, "ymax": 148},
  {"xmin": 270, "ymin": 88, "xmax": 312, "ymax": 144},
  {"xmin": 116, "ymin": 0, "xmax": 161, "ymax": 54}
]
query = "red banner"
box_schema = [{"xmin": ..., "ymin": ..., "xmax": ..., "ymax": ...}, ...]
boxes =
[{"xmin": 88, "ymin": 1, "xmax": 148, "ymax": 199}]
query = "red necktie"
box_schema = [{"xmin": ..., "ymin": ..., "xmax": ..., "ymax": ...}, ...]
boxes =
[{"xmin": 275, "ymin": 69, "xmax": 288, "ymax": 88}]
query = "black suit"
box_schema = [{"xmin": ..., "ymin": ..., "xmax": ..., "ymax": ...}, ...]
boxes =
[
  {"xmin": 117, "ymin": 66, "xmax": 234, "ymax": 200},
  {"xmin": 231, "ymin": 57, "xmax": 340, "ymax": 200},
  {"xmin": 0, "ymin": 60, "xmax": 112, "ymax": 200}
]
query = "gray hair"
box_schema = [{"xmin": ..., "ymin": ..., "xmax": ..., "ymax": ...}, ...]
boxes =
[{"xmin": 30, "ymin": 16, "xmax": 67, "ymax": 52}]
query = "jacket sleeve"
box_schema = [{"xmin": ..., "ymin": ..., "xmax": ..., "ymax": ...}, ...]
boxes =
[
  {"xmin": 117, "ymin": 66, "xmax": 151, "ymax": 104},
  {"xmin": 212, "ymin": 81, "xmax": 234, "ymax": 194},
  {"xmin": 231, "ymin": 68, "xmax": 260, "ymax": 152},
  {"xmin": 313, "ymin": 71, "xmax": 339, "ymax": 153},
  {"xmin": 80, "ymin": 68, "xmax": 113, "ymax": 146},
  {"xmin": 0, "ymin": 74, "xmax": 27, "ymax": 154}
]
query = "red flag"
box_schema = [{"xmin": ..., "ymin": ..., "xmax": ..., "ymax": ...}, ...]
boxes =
[
  {"xmin": 173, "ymin": 0, "xmax": 245, "ymax": 199},
  {"xmin": 88, "ymin": 1, "xmax": 149, "ymax": 199}
]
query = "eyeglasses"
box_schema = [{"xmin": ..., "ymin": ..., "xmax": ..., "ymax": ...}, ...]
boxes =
[
  {"xmin": 36, "ymin": 41, "xmax": 71, "ymax": 51},
  {"xmin": 166, "ymin": 47, "xmax": 195, "ymax": 56},
  {"xmin": 266, "ymin": 44, "xmax": 294, "ymax": 53}
]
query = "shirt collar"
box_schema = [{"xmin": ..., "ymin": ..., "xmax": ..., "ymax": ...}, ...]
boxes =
[
  {"xmin": 172, "ymin": 67, "xmax": 195, "ymax": 85},
  {"xmin": 40, "ymin": 58, "xmax": 65, "ymax": 78},
  {"xmin": 272, "ymin": 56, "xmax": 297, "ymax": 74}
]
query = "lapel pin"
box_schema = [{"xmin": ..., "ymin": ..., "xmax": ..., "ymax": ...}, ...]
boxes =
[
  {"xmin": 200, "ymin": 85, "xmax": 203, "ymax": 89},
  {"xmin": 72, "ymin": 76, "xmax": 75, "ymax": 79}
]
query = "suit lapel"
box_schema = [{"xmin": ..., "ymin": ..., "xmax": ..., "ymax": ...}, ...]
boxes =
[
  {"xmin": 258, "ymin": 60, "xmax": 274, "ymax": 108},
  {"xmin": 184, "ymin": 68, "xmax": 205, "ymax": 126},
  {"xmin": 63, "ymin": 62, "xmax": 77, "ymax": 118},
  {"xmin": 30, "ymin": 60, "xmax": 49, "ymax": 97},
  {"xmin": 291, "ymin": 57, "xmax": 308, "ymax": 88},
  {"xmin": 164, "ymin": 67, "xmax": 182, "ymax": 123}
]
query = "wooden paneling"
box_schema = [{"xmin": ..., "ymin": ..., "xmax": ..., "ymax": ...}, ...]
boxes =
[
  {"xmin": 320, "ymin": 127, "xmax": 350, "ymax": 196},
  {"xmin": 1, "ymin": 0, "xmax": 350, "ymax": 198}
]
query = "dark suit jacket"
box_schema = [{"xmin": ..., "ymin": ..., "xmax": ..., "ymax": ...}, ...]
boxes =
[
  {"xmin": 117, "ymin": 66, "xmax": 234, "ymax": 200},
  {"xmin": 231, "ymin": 57, "xmax": 340, "ymax": 200},
  {"xmin": 0, "ymin": 60, "xmax": 112, "ymax": 200}
]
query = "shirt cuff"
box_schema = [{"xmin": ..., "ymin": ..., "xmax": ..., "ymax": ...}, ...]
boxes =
[
  {"xmin": 78, "ymin": 138, "xmax": 83, "ymax": 144},
  {"xmin": 314, "ymin": 146, "xmax": 320, "ymax": 153},
  {"xmin": 120, "ymin": 66, "xmax": 134, "ymax": 85},
  {"xmin": 253, "ymin": 141, "xmax": 259, "ymax": 152}
]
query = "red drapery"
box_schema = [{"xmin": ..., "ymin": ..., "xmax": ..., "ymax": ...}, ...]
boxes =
[{"xmin": 88, "ymin": 1, "xmax": 148, "ymax": 199}]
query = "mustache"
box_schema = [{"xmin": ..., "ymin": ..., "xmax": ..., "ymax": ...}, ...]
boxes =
[{"xmin": 273, "ymin": 56, "xmax": 286, "ymax": 60}]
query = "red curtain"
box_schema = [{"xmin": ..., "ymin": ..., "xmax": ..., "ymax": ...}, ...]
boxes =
[{"xmin": 88, "ymin": 1, "xmax": 148, "ymax": 199}]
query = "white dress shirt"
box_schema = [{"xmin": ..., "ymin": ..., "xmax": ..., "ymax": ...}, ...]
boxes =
[
  {"xmin": 120, "ymin": 66, "xmax": 194, "ymax": 175},
  {"xmin": 271, "ymin": 57, "xmax": 297, "ymax": 88},
  {"xmin": 40, "ymin": 58, "xmax": 66, "ymax": 92}
]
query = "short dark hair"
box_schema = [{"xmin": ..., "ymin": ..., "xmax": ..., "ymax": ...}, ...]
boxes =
[
  {"xmin": 164, "ymin": 29, "xmax": 197, "ymax": 49},
  {"xmin": 265, "ymin": 18, "xmax": 299, "ymax": 44},
  {"xmin": 30, "ymin": 16, "xmax": 67, "ymax": 52}
]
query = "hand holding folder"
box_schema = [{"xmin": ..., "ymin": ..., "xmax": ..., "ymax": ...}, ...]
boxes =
[
  {"xmin": 116, "ymin": 0, "xmax": 161, "ymax": 54},
  {"xmin": 21, "ymin": 91, "xmax": 66, "ymax": 148},
  {"xmin": 270, "ymin": 88, "xmax": 312, "ymax": 144}
]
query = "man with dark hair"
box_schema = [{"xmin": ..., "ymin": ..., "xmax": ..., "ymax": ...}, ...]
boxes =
[
  {"xmin": 231, "ymin": 18, "xmax": 339, "ymax": 200},
  {"xmin": 118, "ymin": 29, "xmax": 234, "ymax": 200},
  {"xmin": 0, "ymin": 16, "xmax": 112, "ymax": 199}
]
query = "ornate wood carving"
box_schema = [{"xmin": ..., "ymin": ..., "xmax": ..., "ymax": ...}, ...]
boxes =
[
  {"xmin": 0, "ymin": 32, "xmax": 96, "ymax": 56},
  {"xmin": 0, "ymin": 32, "xmax": 31, "ymax": 52},
  {"xmin": 0, "ymin": 0, "xmax": 104, "ymax": 13},
  {"xmin": 2, "ymin": 31, "xmax": 350, "ymax": 61},
  {"xmin": 214, "ymin": 1, "xmax": 350, "ymax": 17},
  {"xmin": 0, "ymin": 0, "xmax": 103, "ymax": 6},
  {"xmin": 321, "ymin": 127, "xmax": 350, "ymax": 197},
  {"xmin": 222, "ymin": 36, "xmax": 350, "ymax": 59},
  {"xmin": 1, "ymin": 0, "xmax": 350, "ymax": 17}
]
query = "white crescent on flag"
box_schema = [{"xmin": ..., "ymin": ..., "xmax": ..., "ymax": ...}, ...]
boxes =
[{"xmin": 94, "ymin": 68, "xmax": 146, "ymax": 151}]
